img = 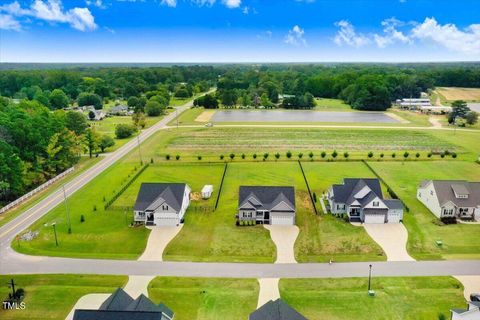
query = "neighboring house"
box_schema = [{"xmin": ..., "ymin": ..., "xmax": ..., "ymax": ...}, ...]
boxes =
[
  {"xmin": 237, "ymin": 186, "xmax": 296, "ymax": 225},
  {"xmin": 133, "ymin": 183, "xmax": 191, "ymax": 227},
  {"xmin": 327, "ymin": 178, "xmax": 404, "ymax": 224},
  {"xmin": 420, "ymin": 105, "xmax": 452, "ymax": 114},
  {"xmin": 395, "ymin": 98, "xmax": 432, "ymax": 110},
  {"xmin": 249, "ymin": 299, "xmax": 307, "ymax": 320},
  {"xmin": 201, "ymin": 185, "xmax": 213, "ymax": 199},
  {"xmin": 73, "ymin": 288, "xmax": 174, "ymax": 320},
  {"xmin": 88, "ymin": 110, "xmax": 106, "ymax": 121},
  {"xmin": 451, "ymin": 301, "xmax": 480, "ymax": 320},
  {"xmin": 417, "ymin": 180, "xmax": 480, "ymax": 220},
  {"xmin": 108, "ymin": 105, "xmax": 130, "ymax": 116}
]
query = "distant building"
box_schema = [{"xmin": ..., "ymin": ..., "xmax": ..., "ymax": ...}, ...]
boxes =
[
  {"xmin": 73, "ymin": 288, "xmax": 174, "ymax": 320},
  {"xmin": 420, "ymin": 105, "xmax": 452, "ymax": 114},
  {"xmin": 396, "ymin": 98, "xmax": 432, "ymax": 110},
  {"xmin": 108, "ymin": 105, "xmax": 130, "ymax": 116}
]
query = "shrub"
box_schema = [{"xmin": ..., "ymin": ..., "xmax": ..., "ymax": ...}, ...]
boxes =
[
  {"xmin": 332, "ymin": 150, "xmax": 338, "ymax": 158},
  {"xmin": 229, "ymin": 153, "xmax": 235, "ymax": 160},
  {"xmin": 298, "ymin": 152, "xmax": 303, "ymax": 159},
  {"xmin": 391, "ymin": 152, "xmax": 396, "ymax": 158},
  {"xmin": 166, "ymin": 154, "xmax": 171, "ymax": 160},
  {"xmin": 263, "ymin": 153, "xmax": 269, "ymax": 160},
  {"xmin": 286, "ymin": 151, "xmax": 292, "ymax": 159},
  {"xmin": 438, "ymin": 313, "xmax": 446, "ymax": 320},
  {"xmin": 115, "ymin": 123, "xmax": 137, "ymax": 139},
  {"xmin": 145, "ymin": 101, "xmax": 164, "ymax": 116},
  {"xmin": 403, "ymin": 151, "xmax": 409, "ymax": 159},
  {"xmin": 380, "ymin": 153, "xmax": 384, "ymax": 158},
  {"xmin": 175, "ymin": 154, "xmax": 180, "ymax": 160},
  {"xmin": 415, "ymin": 152, "xmax": 420, "ymax": 159},
  {"xmin": 343, "ymin": 151, "xmax": 349, "ymax": 159},
  {"xmin": 253, "ymin": 153, "xmax": 257, "ymax": 159},
  {"xmin": 444, "ymin": 150, "xmax": 450, "ymax": 156},
  {"xmin": 440, "ymin": 152, "xmax": 446, "ymax": 158},
  {"xmin": 80, "ymin": 215, "xmax": 85, "ymax": 223},
  {"xmin": 241, "ymin": 153, "xmax": 246, "ymax": 159},
  {"xmin": 309, "ymin": 152, "xmax": 314, "ymax": 159},
  {"xmin": 93, "ymin": 205, "xmax": 97, "ymax": 211},
  {"xmin": 320, "ymin": 151, "xmax": 326, "ymax": 158},
  {"xmin": 150, "ymin": 158, "xmax": 154, "ymax": 164},
  {"xmin": 451, "ymin": 152, "xmax": 457, "ymax": 158},
  {"xmin": 367, "ymin": 151, "xmax": 373, "ymax": 158},
  {"xmin": 440, "ymin": 217, "xmax": 457, "ymax": 224},
  {"xmin": 275, "ymin": 153, "xmax": 280, "ymax": 160},
  {"xmin": 197, "ymin": 155, "xmax": 202, "ymax": 160},
  {"xmin": 427, "ymin": 152, "xmax": 432, "ymax": 158},
  {"xmin": 220, "ymin": 154, "xmax": 224, "ymax": 160}
]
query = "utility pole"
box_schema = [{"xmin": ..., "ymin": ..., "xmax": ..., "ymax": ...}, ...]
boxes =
[
  {"xmin": 52, "ymin": 223, "xmax": 58, "ymax": 246},
  {"xmin": 62, "ymin": 185, "xmax": 71, "ymax": 234},
  {"xmin": 368, "ymin": 264, "xmax": 373, "ymax": 291},
  {"xmin": 137, "ymin": 135, "xmax": 143, "ymax": 165}
]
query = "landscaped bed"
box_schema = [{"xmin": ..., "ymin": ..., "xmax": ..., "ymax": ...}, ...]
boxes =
[
  {"xmin": 368, "ymin": 161, "xmax": 480, "ymax": 260},
  {"xmin": 279, "ymin": 276, "xmax": 465, "ymax": 320},
  {"xmin": 0, "ymin": 274, "xmax": 127, "ymax": 320},
  {"xmin": 148, "ymin": 277, "xmax": 259, "ymax": 320}
]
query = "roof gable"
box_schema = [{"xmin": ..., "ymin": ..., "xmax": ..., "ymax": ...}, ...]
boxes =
[
  {"xmin": 99, "ymin": 288, "xmax": 134, "ymax": 311},
  {"xmin": 249, "ymin": 299, "xmax": 307, "ymax": 320},
  {"xmin": 134, "ymin": 183, "xmax": 187, "ymax": 212},
  {"xmin": 238, "ymin": 186, "xmax": 295, "ymax": 211}
]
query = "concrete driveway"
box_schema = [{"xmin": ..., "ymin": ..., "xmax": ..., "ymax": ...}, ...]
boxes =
[
  {"xmin": 139, "ymin": 225, "xmax": 184, "ymax": 261},
  {"xmin": 65, "ymin": 293, "xmax": 110, "ymax": 320},
  {"xmin": 264, "ymin": 225, "xmax": 299, "ymax": 263},
  {"xmin": 257, "ymin": 278, "xmax": 280, "ymax": 309},
  {"xmin": 454, "ymin": 276, "xmax": 480, "ymax": 301},
  {"xmin": 363, "ymin": 223, "xmax": 414, "ymax": 261}
]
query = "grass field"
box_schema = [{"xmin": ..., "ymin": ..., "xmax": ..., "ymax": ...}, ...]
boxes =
[
  {"xmin": 0, "ymin": 156, "xmax": 101, "ymax": 228},
  {"xmin": 280, "ymin": 276, "xmax": 464, "ymax": 320},
  {"xmin": 368, "ymin": 161, "xmax": 480, "ymax": 260},
  {"xmin": 148, "ymin": 277, "xmax": 258, "ymax": 320},
  {"xmin": 314, "ymin": 98, "xmax": 354, "ymax": 111},
  {"xmin": 298, "ymin": 162, "xmax": 385, "ymax": 262},
  {"xmin": 0, "ymin": 274, "xmax": 127, "ymax": 320},
  {"xmin": 168, "ymin": 107, "xmax": 206, "ymax": 126},
  {"xmin": 436, "ymin": 87, "xmax": 480, "ymax": 102}
]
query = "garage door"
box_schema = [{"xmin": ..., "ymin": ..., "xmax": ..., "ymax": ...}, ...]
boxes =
[
  {"xmin": 270, "ymin": 215, "xmax": 294, "ymax": 225},
  {"xmin": 364, "ymin": 214, "xmax": 385, "ymax": 224},
  {"xmin": 388, "ymin": 212, "xmax": 401, "ymax": 223},
  {"xmin": 154, "ymin": 217, "xmax": 178, "ymax": 226}
]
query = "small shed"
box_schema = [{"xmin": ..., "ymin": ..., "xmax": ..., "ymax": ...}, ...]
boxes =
[{"xmin": 201, "ymin": 185, "xmax": 214, "ymax": 199}]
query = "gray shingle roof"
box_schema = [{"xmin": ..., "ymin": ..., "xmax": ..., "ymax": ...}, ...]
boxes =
[
  {"xmin": 73, "ymin": 310, "xmax": 167, "ymax": 320},
  {"xmin": 99, "ymin": 288, "xmax": 134, "ymax": 311},
  {"xmin": 134, "ymin": 183, "xmax": 187, "ymax": 212},
  {"xmin": 249, "ymin": 299, "xmax": 307, "ymax": 320},
  {"xmin": 239, "ymin": 186, "xmax": 295, "ymax": 212},
  {"xmin": 384, "ymin": 199, "xmax": 404, "ymax": 210},
  {"xmin": 430, "ymin": 180, "xmax": 480, "ymax": 207}
]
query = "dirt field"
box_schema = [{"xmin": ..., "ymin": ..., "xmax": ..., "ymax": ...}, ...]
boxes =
[
  {"xmin": 436, "ymin": 87, "xmax": 480, "ymax": 101},
  {"xmin": 194, "ymin": 110, "xmax": 216, "ymax": 122}
]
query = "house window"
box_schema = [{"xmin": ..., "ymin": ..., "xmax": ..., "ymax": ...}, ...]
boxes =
[
  {"xmin": 430, "ymin": 190, "xmax": 434, "ymax": 196},
  {"xmin": 443, "ymin": 208, "xmax": 454, "ymax": 215},
  {"xmin": 373, "ymin": 201, "xmax": 379, "ymax": 207},
  {"xmin": 459, "ymin": 208, "xmax": 469, "ymax": 215},
  {"xmin": 162, "ymin": 205, "xmax": 169, "ymax": 210}
]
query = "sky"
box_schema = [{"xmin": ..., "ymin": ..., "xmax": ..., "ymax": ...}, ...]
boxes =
[{"xmin": 0, "ymin": 0, "xmax": 479, "ymax": 63}]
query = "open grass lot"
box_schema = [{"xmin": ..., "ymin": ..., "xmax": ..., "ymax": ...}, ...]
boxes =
[
  {"xmin": 168, "ymin": 107, "xmax": 206, "ymax": 126},
  {"xmin": 368, "ymin": 161, "xmax": 480, "ymax": 260},
  {"xmin": 0, "ymin": 156, "xmax": 101, "ymax": 228},
  {"xmin": 165, "ymin": 162, "xmax": 289, "ymax": 262},
  {"xmin": 148, "ymin": 277, "xmax": 258, "ymax": 320},
  {"xmin": 298, "ymin": 162, "xmax": 385, "ymax": 262},
  {"xmin": 314, "ymin": 98, "xmax": 354, "ymax": 111},
  {"xmin": 388, "ymin": 109, "xmax": 432, "ymax": 127},
  {"xmin": 280, "ymin": 276, "xmax": 464, "ymax": 320},
  {"xmin": 436, "ymin": 87, "xmax": 480, "ymax": 102},
  {"xmin": 165, "ymin": 127, "xmax": 458, "ymax": 156},
  {"xmin": 0, "ymin": 274, "xmax": 127, "ymax": 320}
]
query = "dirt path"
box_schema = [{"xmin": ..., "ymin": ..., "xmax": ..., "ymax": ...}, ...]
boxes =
[
  {"xmin": 429, "ymin": 116, "xmax": 443, "ymax": 128},
  {"xmin": 195, "ymin": 110, "xmax": 216, "ymax": 122},
  {"xmin": 454, "ymin": 276, "xmax": 480, "ymax": 301},
  {"xmin": 363, "ymin": 224, "xmax": 414, "ymax": 262}
]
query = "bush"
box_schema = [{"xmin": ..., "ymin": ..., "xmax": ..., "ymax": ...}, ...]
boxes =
[
  {"xmin": 427, "ymin": 152, "xmax": 433, "ymax": 158},
  {"xmin": 93, "ymin": 205, "xmax": 97, "ymax": 211},
  {"xmin": 309, "ymin": 152, "xmax": 315, "ymax": 159},
  {"xmin": 166, "ymin": 154, "xmax": 171, "ymax": 160},
  {"xmin": 320, "ymin": 151, "xmax": 326, "ymax": 158},
  {"xmin": 441, "ymin": 217, "xmax": 457, "ymax": 224},
  {"xmin": 175, "ymin": 154, "xmax": 180, "ymax": 160},
  {"xmin": 444, "ymin": 150, "xmax": 450, "ymax": 156},
  {"xmin": 440, "ymin": 152, "xmax": 446, "ymax": 158},
  {"xmin": 229, "ymin": 153, "xmax": 235, "ymax": 160},
  {"xmin": 263, "ymin": 153, "xmax": 269, "ymax": 160},
  {"xmin": 150, "ymin": 158, "xmax": 154, "ymax": 164},
  {"xmin": 298, "ymin": 152, "xmax": 303, "ymax": 159},
  {"xmin": 367, "ymin": 151, "xmax": 373, "ymax": 158},
  {"xmin": 197, "ymin": 155, "xmax": 202, "ymax": 160},
  {"xmin": 115, "ymin": 123, "xmax": 137, "ymax": 139},
  {"xmin": 220, "ymin": 154, "xmax": 224, "ymax": 160},
  {"xmin": 275, "ymin": 152, "xmax": 280, "ymax": 160},
  {"xmin": 343, "ymin": 151, "xmax": 349, "ymax": 159},
  {"xmin": 286, "ymin": 151, "xmax": 292, "ymax": 159},
  {"xmin": 380, "ymin": 153, "xmax": 384, "ymax": 158},
  {"xmin": 332, "ymin": 150, "xmax": 338, "ymax": 158},
  {"xmin": 253, "ymin": 153, "xmax": 257, "ymax": 159},
  {"xmin": 80, "ymin": 215, "xmax": 85, "ymax": 223},
  {"xmin": 145, "ymin": 100, "xmax": 164, "ymax": 116},
  {"xmin": 451, "ymin": 152, "xmax": 457, "ymax": 158},
  {"xmin": 403, "ymin": 151, "xmax": 409, "ymax": 159},
  {"xmin": 415, "ymin": 152, "xmax": 420, "ymax": 158},
  {"xmin": 391, "ymin": 152, "xmax": 396, "ymax": 158},
  {"xmin": 241, "ymin": 153, "xmax": 246, "ymax": 159}
]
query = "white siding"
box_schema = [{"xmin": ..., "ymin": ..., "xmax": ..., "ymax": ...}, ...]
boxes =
[
  {"xmin": 417, "ymin": 182, "xmax": 442, "ymax": 218},
  {"xmin": 387, "ymin": 209, "xmax": 403, "ymax": 223}
]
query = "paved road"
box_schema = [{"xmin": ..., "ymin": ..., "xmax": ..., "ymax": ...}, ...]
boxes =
[{"xmin": 0, "ymin": 102, "xmax": 192, "ymax": 250}]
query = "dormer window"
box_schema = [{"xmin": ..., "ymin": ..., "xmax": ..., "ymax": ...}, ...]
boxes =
[
  {"xmin": 373, "ymin": 201, "xmax": 379, "ymax": 207},
  {"xmin": 162, "ymin": 205, "xmax": 169, "ymax": 210}
]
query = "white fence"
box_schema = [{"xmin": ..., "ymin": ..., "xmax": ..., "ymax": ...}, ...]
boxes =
[{"xmin": 0, "ymin": 167, "xmax": 75, "ymax": 215}]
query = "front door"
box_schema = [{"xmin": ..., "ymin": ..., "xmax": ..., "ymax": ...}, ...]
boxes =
[{"xmin": 264, "ymin": 211, "xmax": 270, "ymax": 224}]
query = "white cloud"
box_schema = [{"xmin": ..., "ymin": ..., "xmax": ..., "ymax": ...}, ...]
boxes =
[
  {"xmin": 222, "ymin": 0, "xmax": 241, "ymax": 9},
  {"xmin": 242, "ymin": 6, "xmax": 248, "ymax": 14},
  {"xmin": 284, "ymin": 25, "xmax": 307, "ymax": 46},
  {"xmin": 86, "ymin": 0, "xmax": 106, "ymax": 9},
  {"xmin": 161, "ymin": 0, "xmax": 177, "ymax": 7},
  {"xmin": 190, "ymin": 0, "xmax": 216, "ymax": 6},
  {"xmin": 0, "ymin": 13, "xmax": 21, "ymax": 31},
  {"xmin": 412, "ymin": 17, "xmax": 480, "ymax": 55},
  {"xmin": 333, "ymin": 20, "xmax": 370, "ymax": 47},
  {"xmin": 0, "ymin": 0, "xmax": 97, "ymax": 31},
  {"xmin": 373, "ymin": 17, "xmax": 411, "ymax": 48}
]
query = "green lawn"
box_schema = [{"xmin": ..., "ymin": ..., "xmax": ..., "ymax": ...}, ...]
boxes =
[
  {"xmin": 0, "ymin": 156, "xmax": 100, "ymax": 228},
  {"xmin": 368, "ymin": 161, "xmax": 480, "ymax": 260},
  {"xmin": 0, "ymin": 274, "xmax": 127, "ymax": 320},
  {"xmin": 168, "ymin": 107, "xmax": 206, "ymax": 126},
  {"xmin": 280, "ymin": 276, "xmax": 465, "ymax": 320},
  {"xmin": 388, "ymin": 109, "xmax": 432, "ymax": 127},
  {"xmin": 297, "ymin": 162, "xmax": 385, "ymax": 262},
  {"xmin": 148, "ymin": 277, "xmax": 258, "ymax": 320},
  {"xmin": 314, "ymin": 98, "xmax": 354, "ymax": 111}
]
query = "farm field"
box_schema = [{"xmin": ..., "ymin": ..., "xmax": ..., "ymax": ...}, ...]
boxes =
[
  {"xmin": 298, "ymin": 162, "xmax": 385, "ymax": 262},
  {"xmin": 148, "ymin": 277, "xmax": 258, "ymax": 320},
  {"xmin": 279, "ymin": 276, "xmax": 465, "ymax": 320},
  {"xmin": 0, "ymin": 274, "xmax": 127, "ymax": 320},
  {"xmin": 436, "ymin": 87, "xmax": 480, "ymax": 102},
  {"xmin": 368, "ymin": 161, "xmax": 480, "ymax": 260}
]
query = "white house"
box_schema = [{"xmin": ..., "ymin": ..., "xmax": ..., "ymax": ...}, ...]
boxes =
[
  {"xmin": 451, "ymin": 301, "xmax": 480, "ymax": 320},
  {"xmin": 327, "ymin": 178, "xmax": 404, "ymax": 224},
  {"xmin": 201, "ymin": 185, "xmax": 213, "ymax": 199},
  {"xmin": 133, "ymin": 183, "xmax": 191, "ymax": 227},
  {"xmin": 417, "ymin": 180, "xmax": 480, "ymax": 220}
]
